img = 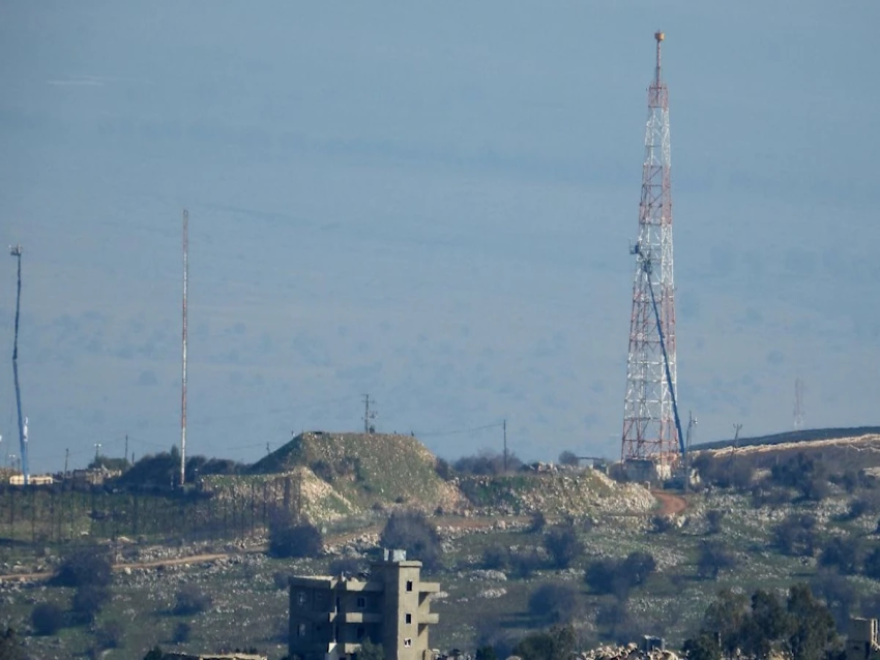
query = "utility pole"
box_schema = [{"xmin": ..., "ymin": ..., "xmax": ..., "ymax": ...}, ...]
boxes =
[
  {"xmin": 9, "ymin": 244, "xmax": 29, "ymax": 484},
  {"xmin": 503, "ymin": 420, "xmax": 508, "ymax": 473},
  {"xmin": 266, "ymin": 442, "xmax": 271, "ymax": 456},
  {"xmin": 180, "ymin": 209, "xmax": 189, "ymax": 486},
  {"xmin": 620, "ymin": 32, "xmax": 680, "ymax": 466},
  {"xmin": 363, "ymin": 394, "xmax": 377, "ymax": 434},
  {"xmin": 94, "ymin": 443, "xmax": 102, "ymax": 464},
  {"xmin": 64, "ymin": 448, "xmax": 69, "ymax": 477},
  {"xmin": 124, "ymin": 434, "xmax": 129, "ymax": 465}
]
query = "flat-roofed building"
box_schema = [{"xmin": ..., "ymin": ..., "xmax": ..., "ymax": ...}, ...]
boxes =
[{"xmin": 289, "ymin": 550, "xmax": 439, "ymax": 660}]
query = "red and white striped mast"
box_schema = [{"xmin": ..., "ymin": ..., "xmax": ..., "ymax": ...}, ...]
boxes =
[{"xmin": 620, "ymin": 31, "xmax": 679, "ymax": 465}]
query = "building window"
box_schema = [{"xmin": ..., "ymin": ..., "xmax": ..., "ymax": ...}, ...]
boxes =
[
  {"xmin": 297, "ymin": 624, "xmax": 307, "ymax": 638},
  {"xmin": 357, "ymin": 596, "xmax": 366, "ymax": 609},
  {"xmin": 405, "ymin": 613, "xmax": 412, "ymax": 625},
  {"xmin": 296, "ymin": 591, "xmax": 307, "ymax": 606},
  {"xmin": 357, "ymin": 626, "xmax": 365, "ymax": 640},
  {"xmin": 404, "ymin": 638, "xmax": 413, "ymax": 648},
  {"xmin": 406, "ymin": 580, "xmax": 413, "ymax": 592}
]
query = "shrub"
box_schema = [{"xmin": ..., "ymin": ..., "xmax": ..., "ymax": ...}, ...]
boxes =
[
  {"xmin": 453, "ymin": 450, "xmax": 522, "ymax": 475},
  {"xmin": 706, "ymin": 509, "xmax": 726, "ymax": 535},
  {"xmin": 544, "ymin": 524, "xmax": 583, "ymax": 569},
  {"xmin": 510, "ymin": 549, "xmax": 543, "ymax": 579},
  {"xmin": 476, "ymin": 646, "xmax": 498, "ymax": 660},
  {"xmin": 434, "ymin": 458, "xmax": 452, "ymax": 481},
  {"xmin": 379, "ymin": 510, "xmax": 442, "ymax": 570},
  {"xmin": 772, "ymin": 514, "xmax": 816, "ymax": 556},
  {"xmin": 172, "ymin": 622, "xmax": 191, "ymax": 644},
  {"xmin": 53, "ymin": 545, "xmax": 113, "ymax": 588},
  {"xmin": 482, "ymin": 545, "xmax": 508, "ymax": 571},
  {"xmin": 172, "ymin": 585, "xmax": 213, "ymax": 616},
  {"xmin": 623, "ymin": 551, "xmax": 656, "ymax": 587},
  {"xmin": 268, "ymin": 517, "xmax": 323, "ymax": 559},
  {"xmin": 697, "ymin": 541, "xmax": 736, "ymax": 580},
  {"xmin": 513, "ymin": 625, "xmax": 576, "ymax": 660},
  {"xmin": 682, "ymin": 633, "xmax": 722, "ymax": 660},
  {"xmin": 864, "ymin": 547, "xmax": 880, "ymax": 580},
  {"xmin": 31, "ymin": 602, "xmax": 64, "ymax": 636},
  {"xmin": 650, "ymin": 515, "xmax": 674, "ymax": 534},
  {"xmin": 558, "ymin": 451, "xmax": 579, "ymax": 467},
  {"xmin": 72, "ymin": 585, "xmax": 110, "ymax": 624},
  {"xmin": 528, "ymin": 583, "xmax": 581, "ymax": 623},
  {"xmin": 811, "ymin": 572, "xmax": 858, "ymax": 628},
  {"xmin": 359, "ymin": 638, "xmax": 385, "ymax": 660},
  {"xmin": 818, "ymin": 536, "xmax": 862, "ymax": 575},
  {"xmin": 529, "ymin": 511, "xmax": 547, "ymax": 533},
  {"xmin": 95, "ymin": 621, "xmax": 124, "ymax": 650},
  {"xmin": 0, "ymin": 628, "xmax": 27, "ymax": 660},
  {"xmin": 585, "ymin": 552, "xmax": 655, "ymax": 597}
]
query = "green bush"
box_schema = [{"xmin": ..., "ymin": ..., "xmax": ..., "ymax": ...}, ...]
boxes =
[
  {"xmin": 53, "ymin": 545, "xmax": 113, "ymax": 588},
  {"xmin": 544, "ymin": 524, "xmax": 583, "ymax": 569},
  {"xmin": 268, "ymin": 517, "xmax": 323, "ymax": 559},
  {"xmin": 31, "ymin": 602, "xmax": 64, "ymax": 636},
  {"xmin": 379, "ymin": 510, "xmax": 442, "ymax": 570}
]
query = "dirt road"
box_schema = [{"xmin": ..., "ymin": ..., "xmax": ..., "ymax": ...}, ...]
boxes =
[{"xmin": 652, "ymin": 490, "xmax": 687, "ymax": 516}]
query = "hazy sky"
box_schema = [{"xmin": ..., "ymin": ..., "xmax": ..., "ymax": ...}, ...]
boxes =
[{"xmin": 0, "ymin": 2, "xmax": 877, "ymax": 473}]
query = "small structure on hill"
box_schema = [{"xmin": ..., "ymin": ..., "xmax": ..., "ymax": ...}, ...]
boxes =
[{"xmin": 289, "ymin": 549, "xmax": 440, "ymax": 660}]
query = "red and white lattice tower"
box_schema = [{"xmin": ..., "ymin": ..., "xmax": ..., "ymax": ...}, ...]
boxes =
[{"xmin": 621, "ymin": 31, "xmax": 679, "ymax": 463}]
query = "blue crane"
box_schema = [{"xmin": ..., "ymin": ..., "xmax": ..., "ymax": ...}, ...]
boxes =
[
  {"xmin": 633, "ymin": 244, "xmax": 686, "ymax": 459},
  {"xmin": 9, "ymin": 245, "xmax": 29, "ymax": 485}
]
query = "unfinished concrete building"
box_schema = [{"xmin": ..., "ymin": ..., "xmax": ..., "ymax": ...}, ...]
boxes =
[
  {"xmin": 289, "ymin": 550, "xmax": 439, "ymax": 660},
  {"xmin": 847, "ymin": 618, "xmax": 879, "ymax": 660}
]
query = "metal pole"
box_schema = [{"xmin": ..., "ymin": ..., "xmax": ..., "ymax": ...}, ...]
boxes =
[{"xmin": 181, "ymin": 210, "xmax": 189, "ymax": 486}]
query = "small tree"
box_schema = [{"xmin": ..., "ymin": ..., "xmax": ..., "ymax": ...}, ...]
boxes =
[
  {"xmin": 682, "ymin": 633, "xmax": 722, "ymax": 660},
  {"xmin": 818, "ymin": 536, "xmax": 862, "ymax": 575},
  {"xmin": 31, "ymin": 602, "xmax": 64, "ymax": 636},
  {"xmin": 95, "ymin": 621, "xmax": 124, "ymax": 650},
  {"xmin": 544, "ymin": 523, "xmax": 583, "ymax": 569},
  {"xmin": 72, "ymin": 584, "xmax": 110, "ymax": 624},
  {"xmin": 379, "ymin": 510, "xmax": 442, "ymax": 570},
  {"xmin": 706, "ymin": 509, "xmax": 726, "ymax": 535},
  {"xmin": 268, "ymin": 517, "xmax": 323, "ymax": 559},
  {"xmin": 143, "ymin": 647, "xmax": 164, "ymax": 660},
  {"xmin": 53, "ymin": 545, "xmax": 113, "ymax": 588},
  {"xmin": 359, "ymin": 638, "xmax": 385, "ymax": 660},
  {"xmin": 173, "ymin": 622, "xmax": 192, "ymax": 644},
  {"xmin": 172, "ymin": 585, "xmax": 213, "ymax": 616},
  {"xmin": 528, "ymin": 583, "xmax": 582, "ymax": 624},
  {"xmin": 558, "ymin": 451, "xmax": 579, "ymax": 467},
  {"xmin": 482, "ymin": 545, "xmax": 508, "ymax": 571},
  {"xmin": 863, "ymin": 547, "xmax": 880, "ymax": 580},
  {"xmin": 697, "ymin": 541, "xmax": 736, "ymax": 580},
  {"xmin": 0, "ymin": 628, "xmax": 27, "ymax": 660},
  {"xmin": 476, "ymin": 646, "xmax": 498, "ymax": 660}
]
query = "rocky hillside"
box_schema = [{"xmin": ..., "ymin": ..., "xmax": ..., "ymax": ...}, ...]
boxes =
[
  {"xmin": 249, "ymin": 432, "xmax": 465, "ymax": 516},
  {"xmin": 456, "ymin": 467, "xmax": 656, "ymax": 517}
]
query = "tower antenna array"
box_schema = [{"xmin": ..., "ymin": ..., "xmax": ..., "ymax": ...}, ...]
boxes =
[
  {"xmin": 180, "ymin": 210, "xmax": 189, "ymax": 486},
  {"xmin": 9, "ymin": 244, "xmax": 29, "ymax": 484},
  {"xmin": 620, "ymin": 31, "xmax": 680, "ymax": 465}
]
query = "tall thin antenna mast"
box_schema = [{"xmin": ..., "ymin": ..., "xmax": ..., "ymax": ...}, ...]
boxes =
[
  {"xmin": 363, "ymin": 394, "xmax": 377, "ymax": 434},
  {"xmin": 793, "ymin": 378, "xmax": 805, "ymax": 431},
  {"xmin": 180, "ymin": 210, "xmax": 188, "ymax": 486},
  {"xmin": 9, "ymin": 244, "xmax": 29, "ymax": 485}
]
